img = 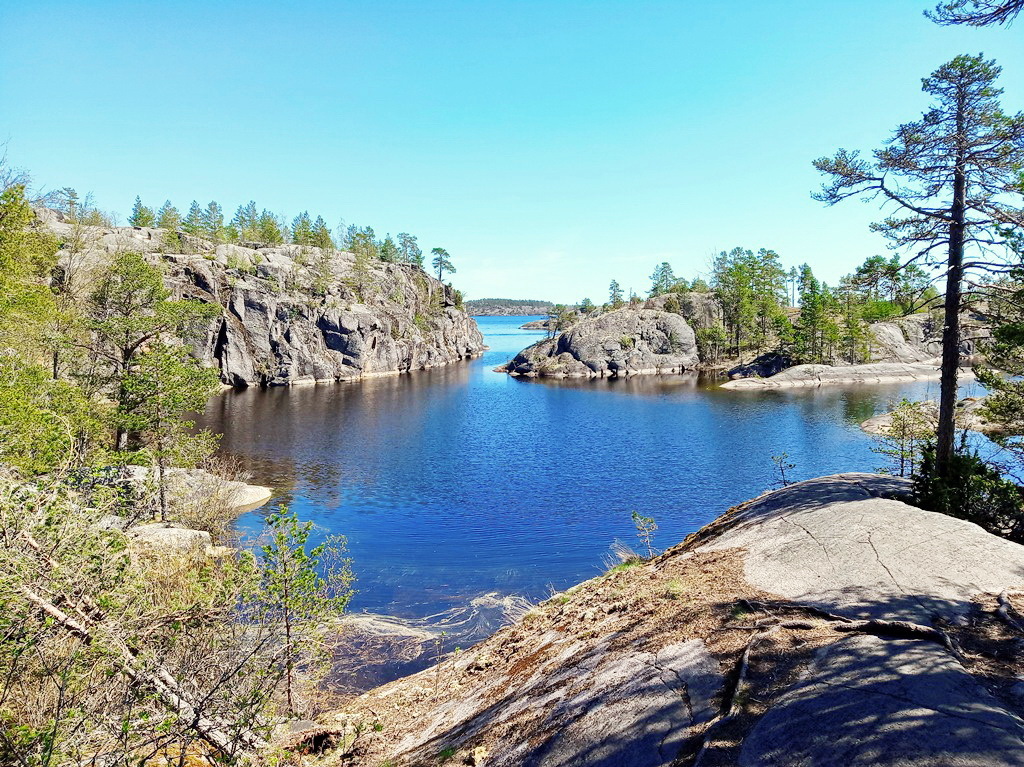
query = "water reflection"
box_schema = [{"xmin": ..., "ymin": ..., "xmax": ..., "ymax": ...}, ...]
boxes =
[{"xmin": 197, "ymin": 316, "xmax": 985, "ymax": 634}]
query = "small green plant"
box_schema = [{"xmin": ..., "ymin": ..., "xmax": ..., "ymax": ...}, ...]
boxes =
[
  {"xmin": 771, "ymin": 452, "xmax": 796, "ymax": 488},
  {"xmin": 664, "ymin": 579, "xmax": 683, "ymax": 600},
  {"xmin": 437, "ymin": 747, "xmax": 457, "ymax": 763},
  {"xmin": 620, "ymin": 335, "xmax": 635, "ymax": 349},
  {"xmin": 631, "ymin": 511, "xmax": 658, "ymax": 559},
  {"xmin": 433, "ymin": 630, "xmax": 448, "ymax": 701}
]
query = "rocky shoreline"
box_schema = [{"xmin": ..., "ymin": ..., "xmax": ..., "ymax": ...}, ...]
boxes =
[
  {"xmin": 720, "ymin": 361, "xmax": 972, "ymax": 390},
  {"xmin": 300, "ymin": 474, "xmax": 1024, "ymax": 766},
  {"xmin": 37, "ymin": 210, "xmax": 485, "ymax": 387}
]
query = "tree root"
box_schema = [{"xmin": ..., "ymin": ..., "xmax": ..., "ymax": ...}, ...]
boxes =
[{"xmin": 996, "ymin": 590, "xmax": 1024, "ymax": 635}]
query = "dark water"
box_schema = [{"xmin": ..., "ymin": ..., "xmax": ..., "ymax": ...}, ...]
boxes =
[{"xmin": 199, "ymin": 316, "xmax": 987, "ymax": 629}]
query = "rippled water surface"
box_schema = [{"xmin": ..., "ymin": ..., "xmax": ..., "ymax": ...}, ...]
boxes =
[{"xmin": 199, "ymin": 316, "xmax": 985, "ymax": 625}]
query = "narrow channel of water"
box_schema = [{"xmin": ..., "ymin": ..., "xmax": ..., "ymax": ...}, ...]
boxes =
[{"xmin": 198, "ymin": 316, "xmax": 988, "ymax": 638}]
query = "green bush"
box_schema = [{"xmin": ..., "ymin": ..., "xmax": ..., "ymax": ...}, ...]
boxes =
[{"xmin": 912, "ymin": 444, "xmax": 1024, "ymax": 542}]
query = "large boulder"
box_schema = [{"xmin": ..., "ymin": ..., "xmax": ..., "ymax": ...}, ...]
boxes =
[
  {"xmin": 36, "ymin": 212, "xmax": 486, "ymax": 387},
  {"xmin": 318, "ymin": 474, "xmax": 1024, "ymax": 766},
  {"xmin": 504, "ymin": 307, "xmax": 699, "ymax": 378}
]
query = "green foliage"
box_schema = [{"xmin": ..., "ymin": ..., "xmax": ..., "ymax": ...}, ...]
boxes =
[
  {"xmin": 0, "ymin": 357, "xmax": 103, "ymax": 476},
  {"xmin": 913, "ymin": 442, "xmax": 1024, "ymax": 542},
  {"xmin": 579, "ymin": 297, "xmax": 596, "ymax": 313},
  {"xmin": 711, "ymin": 246, "xmax": 787, "ymax": 356},
  {"xmin": 379, "ymin": 234, "xmax": 399, "ymax": 263},
  {"xmin": 127, "ymin": 196, "xmax": 155, "ymax": 227},
  {"xmin": 291, "ymin": 211, "xmax": 313, "ymax": 245},
  {"xmin": 648, "ymin": 261, "xmax": 677, "ymax": 296},
  {"xmin": 608, "ymin": 279, "xmax": 624, "ymax": 307},
  {"xmin": 155, "ymin": 200, "xmax": 181, "ymax": 230},
  {"xmin": 631, "ymin": 511, "xmax": 657, "ymax": 558},
  {"xmin": 86, "ymin": 251, "xmax": 218, "ymax": 449},
  {"xmin": 260, "ymin": 506, "xmax": 353, "ymax": 715},
  {"xmin": 871, "ymin": 399, "xmax": 933, "ymax": 477},
  {"xmin": 0, "ymin": 184, "xmax": 60, "ymax": 353},
  {"xmin": 119, "ymin": 343, "xmax": 221, "ymax": 519},
  {"xmin": 431, "ymin": 247, "xmax": 455, "ymax": 280},
  {"xmin": 398, "ymin": 232, "xmax": 423, "ymax": 266},
  {"xmin": 694, "ymin": 324, "xmax": 727, "ymax": 364},
  {"xmin": 771, "ymin": 452, "xmax": 796, "ymax": 487}
]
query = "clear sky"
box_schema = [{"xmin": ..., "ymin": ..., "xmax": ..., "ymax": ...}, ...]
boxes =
[{"xmin": 2, "ymin": 1, "xmax": 1022, "ymax": 303}]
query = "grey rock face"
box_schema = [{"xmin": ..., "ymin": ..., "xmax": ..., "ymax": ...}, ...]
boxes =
[
  {"xmin": 336, "ymin": 473, "xmax": 1024, "ymax": 767},
  {"xmin": 505, "ymin": 307, "xmax": 699, "ymax": 378},
  {"xmin": 870, "ymin": 311, "xmax": 991, "ymax": 365},
  {"xmin": 727, "ymin": 351, "xmax": 795, "ymax": 379},
  {"xmin": 37, "ymin": 212, "xmax": 485, "ymax": 387},
  {"xmin": 740, "ymin": 636, "xmax": 1024, "ymax": 767},
  {"xmin": 719, "ymin": 361, "xmax": 972, "ymax": 390}
]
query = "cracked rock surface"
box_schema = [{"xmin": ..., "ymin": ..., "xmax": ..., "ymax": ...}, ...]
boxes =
[
  {"xmin": 35, "ymin": 210, "xmax": 485, "ymax": 387},
  {"xmin": 311, "ymin": 474, "xmax": 1024, "ymax": 766}
]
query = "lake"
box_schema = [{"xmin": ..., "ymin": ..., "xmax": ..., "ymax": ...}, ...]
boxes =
[{"xmin": 198, "ymin": 315, "xmax": 986, "ymax": 680}]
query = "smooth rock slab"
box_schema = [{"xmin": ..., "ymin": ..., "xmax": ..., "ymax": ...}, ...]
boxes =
[
  {"xmin": 700, "ymin": 474, "xmax": 1024, "ymax": 624},
  {"xmin": 739, "ymin": 635, "xmax": 1024, "ymax": 767}
]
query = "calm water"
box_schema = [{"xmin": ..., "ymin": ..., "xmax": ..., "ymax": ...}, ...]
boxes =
[{"xmin": 199, "ymin": 316, "xmax": 986, "ymax": 628}]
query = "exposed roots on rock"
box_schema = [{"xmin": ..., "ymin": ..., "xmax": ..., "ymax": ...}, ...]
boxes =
[{"xmin": 996, "ymin": 590, "xmax": 1024, "ymax": 635}]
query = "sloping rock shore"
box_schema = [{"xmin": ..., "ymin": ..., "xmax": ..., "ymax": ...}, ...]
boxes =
[
  {"xmin": 308, "ymin": 474, "xmax": 1024, "ymax": 766},
  {"xmin": 36, "ymin": 210, "xmax": 485, "ymax": 387},
  {"xmin": 859, "ymin": 396, "xmax": 999, "ymax": 435},
  {"xmin": 720, "ymin": 361, "xmax": 973, "ymax": 390},
  {"xmin": 502, "ymin": 306, "xmax": 698, "ymax": 378}
]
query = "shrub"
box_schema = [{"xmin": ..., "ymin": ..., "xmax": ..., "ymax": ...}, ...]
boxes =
[{"xmin": 912, "ymin": 444, "xmax": 1024, "ymax": 542}]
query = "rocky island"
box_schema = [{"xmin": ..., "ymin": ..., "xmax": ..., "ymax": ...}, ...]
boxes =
[{"xmin": 37, "ymin": 210, "xmax": 485, "ymax": 387}]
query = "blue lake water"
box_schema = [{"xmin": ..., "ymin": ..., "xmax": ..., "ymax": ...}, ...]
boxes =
[{"xmin": 199, "ymin": 316, "xmax": 988, "ymax": 638}]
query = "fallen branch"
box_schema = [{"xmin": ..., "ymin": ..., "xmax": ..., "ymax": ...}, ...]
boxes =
[
  {"xmin": 20, "ymin": 585, "xmax": 266, "ymax": 755},
  {"xmin": 997, "ymin": 590, "xmax": 1024, "ymax": 634}
]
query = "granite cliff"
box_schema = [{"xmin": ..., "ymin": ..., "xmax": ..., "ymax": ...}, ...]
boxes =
[{"xmin": 36, "ymin": 210, "xmax": 484, "ymax": 386}]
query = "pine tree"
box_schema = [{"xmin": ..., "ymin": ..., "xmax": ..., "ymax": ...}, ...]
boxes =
[
  {"xmin": 431, "ymin": 247, "xmax": 455, "ymax": 280},
  {"xmin": 609, "ymin": 279, "xmax": 624, "ymax": 307},
  {"xmin": 182, "ymin": 201, "xmax": 204, "ymax": 235},
  {"xmin": 648, "ymin": 262, "xmax": 677, "ymax": 296},
  {"xmin": 231, "ymin": 201, "xmax": 259, "ymax": 241},
  {"xmin": 155, "ymin": 200, "xmax": 181, "ymax": 230},
  {"xmin": 291, "ymin": 211, "xmax": 313, "ymax": 245},
  {"xmin": 310, "ymin": 216, "xmax": 334, "ymax": 251},
  {"xmin": 201, "ymin": 201, "xmax": 224, "ymax": 242},
  {"xmin": 259, "ymin": 507, "xmax": 353, "ymax": 716},
  {"xmin": 256, "ymin": 210, "xmax": 284, "ymax": 245},
  {"xmin": 380, "ymin": 234, "xmax": 399, "ymax": 263},
  {"xmin": 398, "ymin": 232, "xmax": 423, "ymax": 266},
  {"xmin": 128, "ymin": 196, "xmax": 155, "ymax": 228},
  {"xmin": 814, "ymin": 54, "xmax": 1024, "ymax": 476}
]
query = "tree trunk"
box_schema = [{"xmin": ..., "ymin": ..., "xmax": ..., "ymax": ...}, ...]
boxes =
[{"xmin": 935, "ymin": 103, "xmax": 969, "ymax": 478}]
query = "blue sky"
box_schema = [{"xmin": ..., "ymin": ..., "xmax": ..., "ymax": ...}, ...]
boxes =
[{"xmin": 2, "ymin": 1, "xmax": 1022, "ymax": 303}]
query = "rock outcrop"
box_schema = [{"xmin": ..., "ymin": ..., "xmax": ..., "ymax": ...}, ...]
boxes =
[
  {"xmin": 859, "ymin": 396, "xmax": 997, "ymax": 435},
  {"xmin": 720, "ymin": 361, "xmax": 974, "ymax": 390},
  {"xmin": 36, "ymin": 210, "xmax": 485, "ymax": 386},
  {"xmin": 502, "ymin": 306, "xmax": 698, "ymax": 378},
  {"xmin": 870, "ymin": 310, "xmax": 991, "ymax": 364},
  {"xmin": 313, "ymin": 474, "xmax": 1024, "ymax": 766}
]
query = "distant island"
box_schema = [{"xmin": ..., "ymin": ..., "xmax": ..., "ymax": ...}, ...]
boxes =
[{"xmin": 465, "ymin": 298, "xmax": 555, "ymax": 316}]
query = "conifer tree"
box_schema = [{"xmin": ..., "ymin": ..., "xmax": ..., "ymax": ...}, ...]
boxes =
[
  {"xmin": 814, "ymin": 54, "xmax": 1024, "ymax": 476},
  {"xmin": 430, "ymin": 247, "xmax": 455, "ymax": 281},
  {"xmin": 398, "ymin": 232, "xmax": 423, "ymax": 266},
  {"xmin": 291, "ymin": 211, "xmax": 313, "ymax": 245},
  {"xmin": 310, "ymin": 216, "xmax": 334, "ymax": 251},
  {"xmin": 155, "ymin": 200, "xmax": 181, "ymax": 230},
  {"xmin": 128, "ymin": 196, "xmax": 155, "ymax": 227},
  {"xmin": 182, "ymin": 200, "xmax": 204, "ymax": 235},
  {"xmin": 380, "ymin": 234, "xmax": 399, "ymax": 263}
]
